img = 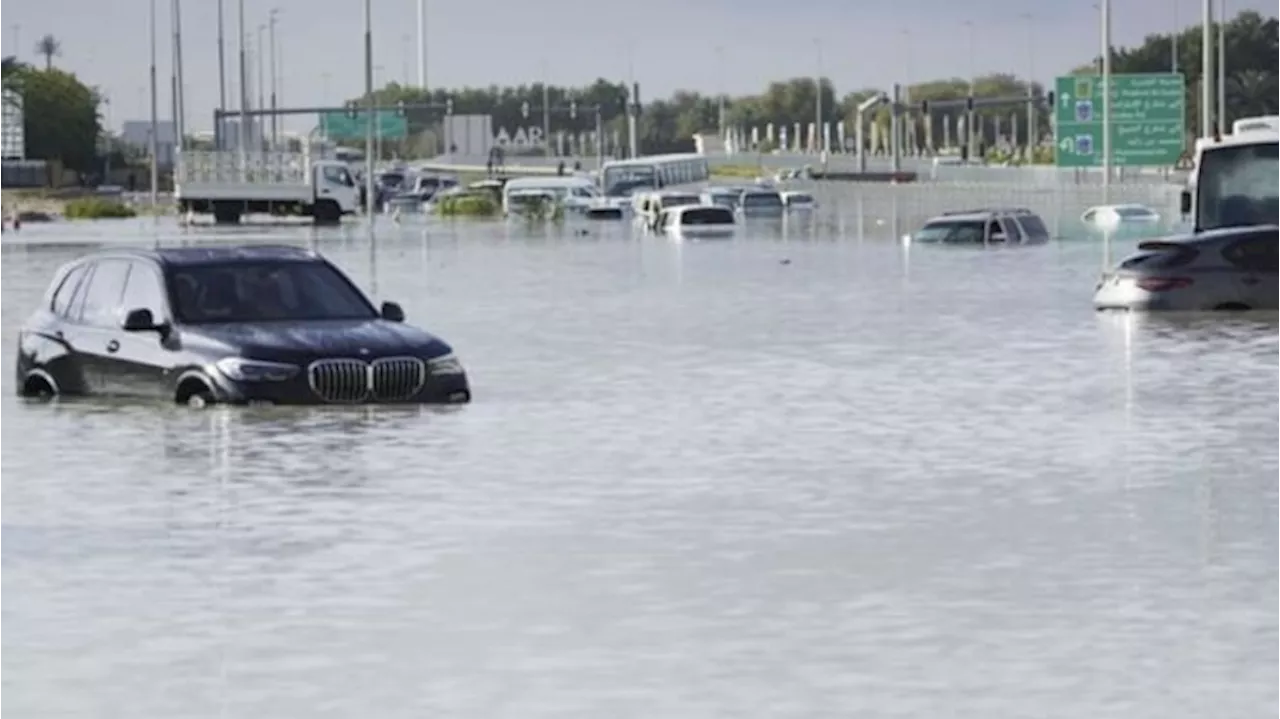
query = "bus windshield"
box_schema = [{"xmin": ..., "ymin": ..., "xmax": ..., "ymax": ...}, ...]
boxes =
[
  {"xmin": 602, "ymin": 165, "xmax": 655, "ymax": 197},
  {"xmin": 1195, "ymin": 141, "xmax": 1279, "ymax": 231}
]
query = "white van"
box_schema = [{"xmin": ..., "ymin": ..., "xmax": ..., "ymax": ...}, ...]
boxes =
[{"xmin": 501, "ymin": 176, "xmax": 601, "ymax": 215}]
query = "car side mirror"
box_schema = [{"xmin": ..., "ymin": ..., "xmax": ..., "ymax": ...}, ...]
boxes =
[
  {"xmin": 1179, "ymin": 190, "xmax": 1192, "ymax": 215},
  {"xmin": 380, "ymin": 301, "xmax": 405, "ymax": 322},
  {"xmin": 122, "ymin": 308, "xmax": 159, "ymax": 332}
]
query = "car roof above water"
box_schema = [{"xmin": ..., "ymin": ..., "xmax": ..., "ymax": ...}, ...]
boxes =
[
  {"xmin": 88, "ymin": 244, "xmax": 321, "ymax": 268},
  {"xmin": 926, "ymin": 207, "xmax": 1039, "ymax": 223}
]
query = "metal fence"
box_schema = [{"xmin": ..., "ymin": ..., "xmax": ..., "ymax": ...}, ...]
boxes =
[{"xmin": 803, "ymin": 180, "xmax": 1183, "ymax": 240}]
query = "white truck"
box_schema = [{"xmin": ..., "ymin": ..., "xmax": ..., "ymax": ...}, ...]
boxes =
[
  {"xmin": 1180, "ymin": 115, "xmax": 1279, "ymax": 232},
  {"xmin": 175, "ymin": 150, "xmax": 361, "ymax": 225}
]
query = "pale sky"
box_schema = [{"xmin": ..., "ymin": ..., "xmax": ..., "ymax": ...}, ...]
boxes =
[{"xmin": 2, "ymin": 0, "xmax": 1273, "ymax": 134}]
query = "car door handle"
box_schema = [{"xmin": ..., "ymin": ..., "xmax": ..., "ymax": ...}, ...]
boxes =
[
  {"xmin": 106, "ymin": 340, "xmax": 120, "ymax": 353},
  {"xmin": 1242, "ymin": 277, "xmax": 1260, "ymax": 286}
]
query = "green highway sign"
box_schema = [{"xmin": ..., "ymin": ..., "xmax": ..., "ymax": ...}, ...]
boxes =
[
  {"xmin": 1053, "ymin": 73, "xmax": 1186, "ymax": 168},
  {"xmin": 319, "ymin": 110, "xmax": 408, "ymax": 140}
]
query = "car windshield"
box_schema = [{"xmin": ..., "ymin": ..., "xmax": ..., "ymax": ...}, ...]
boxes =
[
  {"xmin": 914, "ymin": 220, "xmax": 986, "ymax": 243},
  {"xmin": 1196, "ymin": 141, "xmax": 1279, "ymax": 230},
  {"xmin": 742, "ymin": 193, "xmax": 784, "ymax": 209},
  {"xmin": 681, "ymin": 207, "xmax": 734, "ymax": 225},
  {"xmin": 1014, "ymin": 214, "xmax": 1050, "ymax": 239},
  {"xmin": 169, "ymin": 261, "xmax": 376, "ymax": 324}
]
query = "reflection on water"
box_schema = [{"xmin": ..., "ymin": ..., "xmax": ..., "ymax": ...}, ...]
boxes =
[{"xmin": 2, "ymin": 212, "xmax": 1275, "ymax": 718}]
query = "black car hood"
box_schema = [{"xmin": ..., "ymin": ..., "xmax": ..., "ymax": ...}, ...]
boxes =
[{"xmin": 182, "ymin": 319, "xmax": 452, "ymax": 362}]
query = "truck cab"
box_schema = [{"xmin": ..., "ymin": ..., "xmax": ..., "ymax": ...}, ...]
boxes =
[
  {"xmin": 310, "ymin": 160, "xmax": 360, "ymax": 221},
  {"xmin": 1180, "ymin": 116, "xmax": 1279, "ymax": 232}
]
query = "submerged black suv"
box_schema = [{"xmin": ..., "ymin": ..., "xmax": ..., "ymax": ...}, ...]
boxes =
[{"xmin": 15, "ymin": 245, "xmax": 471, "ymax": 405}]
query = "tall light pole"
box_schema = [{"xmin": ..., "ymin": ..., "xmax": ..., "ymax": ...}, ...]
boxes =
[
  {"xmin": 715, "ymin": 46, "xmax": 725, "ymax": 139},
  {"xmin": 541, "ymin": 60, "xmax": 551, "ymax": 159},
  {"xmin": 416, "ymin": 0, "xmax": 427, "ymax": 89},
  {"xmin": 964, "ymin": 20, "xmax": 976, "ymax": 158},
  {"xmin": 1101, "ymin": 0, "xmax": 1114, "ymax": 267},
  {"xmin": 363, "ymin": 0, "xmax": 374, "ymax": 221},
  {"xmin": 1217, "ymin": 0, "xmax": 1227, "ymax": 130},
  {"xmin": 148, "ymin": 0, "xmax": 159, "ymax": 210},
  {"xmin": 1201, "ymin": 0, "xmax": 1214, "ymax": 136},
  {"xmin": 1171, "ymin": 0, "xmax": 1180, "ymax": 72},
  {"xmin": 237, "ymin": 0, "xmax": 247, "ymax": 167},
  {"xmin": 1021, "ymin": 13, "xmax": 1035, "ymax": 155},
  {"xmin": 217, "ymin": 0, "xmax": 226, "ymax": 146},
  {"xmin": 256, "ymin": 23, "xmax": 265, "ymax": 137},
  {"xmin": 814, "ymin": 38, "xmax": 823, "ymax": 154},
  {"xmin": 172, "ymin": 0, "xmax": 186, "ymax": 153},
  {"xmin": 268, "ymin": 10, "xmax": 279, "ymax": 150},
  {"xmin": 900, "ymin": 29, "xmax": 913, "ymax": 155}
]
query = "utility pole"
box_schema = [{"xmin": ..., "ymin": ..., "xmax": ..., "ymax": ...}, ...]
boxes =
[
  {"xmin": 1201, "ymin": 0, "xmax": 1214, "ymax": 136},
  {"xmin": 173, "ymin": 0, "xmax": 186, "ymax": 152},
  {"xmin": 217, "ymin": 0, "xmax": 226, "ymax": 147},
  {"xmin": 1217, "ymin": 0, "xmax": 1227, "ymax": 130},
  {"xmin": 542, "ymin": 61, "xmax": 551, "ymax": 159},
  {"xmin": 417, "ymin": 0, "xmax": 427, "ymax": 89},
  {"xmin": 269, "ymin": 9, "xmax": 279, "ymax": 150},
  {"xmin": 149, "ymin": 0, "xmax": 159, "ymax": 209},
  {"xmin": 814, "ymin": 39, "xmax": 823, "ymax": 154},
  {"xmin": 237, "ymin": 0, "xmax": 247, "ymax": 169},
  {"xmin": 363, "ymin": 0, "xmax": 375, "ymax": 221}
]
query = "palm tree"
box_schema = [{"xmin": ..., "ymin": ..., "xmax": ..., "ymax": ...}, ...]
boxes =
[{"xmin": 35, "ymin": 34, "xmax": 60, "ymax": 70}]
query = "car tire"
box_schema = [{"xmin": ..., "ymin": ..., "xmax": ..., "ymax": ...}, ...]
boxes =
[{"xmin": 176, "ymin": 377, "xmax": 216, "ymax": 408}]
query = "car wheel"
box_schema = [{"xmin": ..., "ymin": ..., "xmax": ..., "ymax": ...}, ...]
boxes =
[
  {"xmin": 176, "ymin": 377, "xmax": 216, "ymax": 408},
  {"xmin": 20, "ymin": 370, "xmax": 58, "ymax": 400}
]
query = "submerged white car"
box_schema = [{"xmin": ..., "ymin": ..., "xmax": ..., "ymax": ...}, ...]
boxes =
[{"xmin": 1081, "ymin": 204, "xmax": 1161, "ymax": 230}]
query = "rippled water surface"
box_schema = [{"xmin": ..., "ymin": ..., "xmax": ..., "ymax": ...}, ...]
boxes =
[{"xmin": 3, "ymin": 214, "xmax": 1276, "ymax": 718}]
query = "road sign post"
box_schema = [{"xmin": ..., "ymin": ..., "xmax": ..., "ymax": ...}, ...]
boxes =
[{"xmin": 1053, "ymin": 73, "xmax": 1185, "ymax": 168}]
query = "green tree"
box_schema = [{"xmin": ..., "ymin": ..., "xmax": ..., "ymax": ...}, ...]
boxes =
[
  {"xmin": 7, "ymin": 65, "xmax": 101, "ymax": 173},
  {"xmin": 35, "ymin": 34, "xmax": 60, "ymax": 70}
]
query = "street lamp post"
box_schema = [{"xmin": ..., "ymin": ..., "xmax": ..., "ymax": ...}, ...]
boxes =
[{"xmin": 269, "ymin": 9, "xmax": 279, "ymax": 150}]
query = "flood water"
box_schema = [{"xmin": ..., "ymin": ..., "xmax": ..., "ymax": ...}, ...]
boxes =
[{"xmin": 2, "ymin": 212, "xmax": 1276, "ymax": 718}]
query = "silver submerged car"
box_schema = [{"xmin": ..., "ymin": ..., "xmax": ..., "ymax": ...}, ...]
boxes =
[
  {"xmin": 1093, "ymin": 225, "xmax": 1278, "ymax": 311},
  {"xmin": 903, "ymin": 208, "xmax": 1052, "ymax": 245}
]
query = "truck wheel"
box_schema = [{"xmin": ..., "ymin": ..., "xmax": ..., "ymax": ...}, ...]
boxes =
[
  {"xmin": 312, "ymin": 200, "xmax": 341, "ymax": 226},
  {"xmin": 213, "ymin": 202, "xmax": 242, "ymax": 225}
]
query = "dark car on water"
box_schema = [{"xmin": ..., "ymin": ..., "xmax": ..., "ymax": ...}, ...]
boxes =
[{"xmin": 14, "ymin": 245, "xmax": 471, "ymax": 406}]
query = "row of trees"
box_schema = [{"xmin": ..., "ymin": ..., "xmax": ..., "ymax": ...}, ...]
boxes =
[
  {"xmin": 2, "ymin": 11, "xmax": 1275, "ymax": 176},
  {"xmin": 349, "ymin": 10, "xmax": 1276, "ymax": 156}
]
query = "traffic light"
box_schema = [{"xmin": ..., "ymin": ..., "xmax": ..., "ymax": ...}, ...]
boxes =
[
  {"xmin": 1046, "ymin": 91, "xmax": 1055, "ymax": 107},
  {"xmin": 569, "ymin": 100, "xmax": 577, "ymax": 120},
  {"xmin": 345, "ymin": 101, "xmax": 358, "ymax": 119},
  {"xmin": 920, "ymin": 99, "xmax": 929, "ymax": 114},
  {"xmin": 521, "ymin": 101, "xmax": 530, "ymax": 119},
  {"xmin": 396, "ymin": 100, "xmax": 407, "ymax": 117},
  {"xmin": 445, "ymin": 98, "xmax": 454, "ymax": 115},
  {"xmin": 965, "ymin": 96, "xmax": 974, "ymax": 112}
]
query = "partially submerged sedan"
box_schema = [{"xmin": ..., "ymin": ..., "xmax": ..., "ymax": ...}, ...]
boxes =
[{"xmin": 1093, "ymin": 225, "xmax": 1278, "ymax": 311}]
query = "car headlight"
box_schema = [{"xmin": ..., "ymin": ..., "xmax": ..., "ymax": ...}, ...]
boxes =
[
  {"xmin": 426, "ymin": 352, "xmax": 464, "ymax": 376},
  {"xmin": 214, "ymin": 357, "xmax": 300, "ymax": 382}
]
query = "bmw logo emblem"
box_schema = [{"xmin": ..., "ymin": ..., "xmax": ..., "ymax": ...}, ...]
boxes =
[{"xmin": 358, "ymin": 348, "xmax": 371, "ymax": 356}]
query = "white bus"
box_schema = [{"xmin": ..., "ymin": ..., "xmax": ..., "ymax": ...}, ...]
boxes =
[
  {"xmin": 600, "ymin": 153, "xmax": 711, "ymax": 198},
  {"xmin": 1183, "ymin": 116, "xmax": 1279, "ymax": 232}
]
